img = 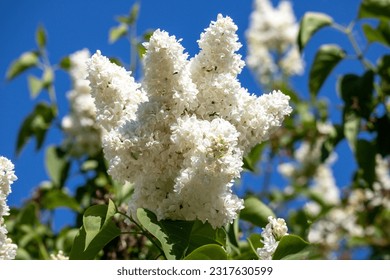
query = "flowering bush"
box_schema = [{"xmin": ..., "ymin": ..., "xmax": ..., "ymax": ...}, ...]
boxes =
[{"xmin": 2, "ymin": 0, "xmax": 390, "ymax": 260}]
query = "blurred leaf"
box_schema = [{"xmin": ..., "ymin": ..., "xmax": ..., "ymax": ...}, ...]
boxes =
[
  {"xmin": 128, "ymin": 2, "xmax": 140, "ymax": 25},
  {"xmin": 378, "ymin": 55, "xmax": 390, "ymax": 96},
  {"xmin": 339, "ymin": 71, "xmax": 374, "ymax": 119},
  {"xmin": 45, "ymin": 145, "xmax": 70, "ymax": 188},
  {"xmin": 343, "ymin": 112, "xmax": 360, "ymax": 152},
  {"xmin": 81, "ymin": 160, "xmax": 99, "ymax": 172},
  {"xmin": 358, "ymin": 0, "xmax": 390, "ymax": 21},
  {"xmin": 42, "ymin": 68, "xmax": 54, "ymax": 88},
  {"xmin": 41, "ymin": 189, "xmax": 82, "ymax": 212},
  {"xmin": 355, "ymin": 139, "xmax": 376, "ymax": 186},
  {"xmin": 247, "ymin": 233, "xmax": 262, "ymax": 259},
  {"xmin": 137, "ymin": 42, "xmax": 147, "ymax": 58},
  {"xmin": 376, "ymin": 114, "xmax": 390, "ymax": 157},
  {"xmin": 243, "ymin": 143, "xmax": 265, "ymax": 172},
  {"xmin": 184, "ymin": 244, "xmax": 227, "ymax": 260},
  {"xmin": 36, "ymin": 25, "xmax": 47, "ymax": 49},
  {"xmin": 240, "ymin": 196, "xmax": 275, "ymax": 228},
  {"xmin": 272, "ymin": 235, "xmax": 310, "ymax": 260},
  {"xmin": 309, "ymin": 44, "xmax": 345, "ymax": 97},
  {"xmin": 109, "ymin": 24, "xmax": 128, "ymax": 44},
  {"xmin": 108, "ymin": 57, "xmax": 123, "ymax": 66},
  {"xmin": 6, "ymin": 51, "xmax": 39, "ymax": 80},
  {"xmin": 298, "ymin": 12, "xmax": 333, "ymax": 52},
  {"xmin": 363, "ymin": 21, "xmax": 390, "ymax": 47},
  {"xmin": 59, "ymin": 56, "xmax": 71, "ymax": 70},
  {"xmin": 28, "ymin": 75, "xmax": 43, "ymax": 98},
  {"xmin": 69, "ymin": 200, "xmax": 121, "ymax": 260},
  {"xmin": 16, "ymin": 103, "xmax": 56, "ymax": 155}
]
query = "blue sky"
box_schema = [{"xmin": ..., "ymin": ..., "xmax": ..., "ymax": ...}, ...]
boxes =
[{"xmin": 0, "ymin": 0, "xmax": 375, "ymax": 230}]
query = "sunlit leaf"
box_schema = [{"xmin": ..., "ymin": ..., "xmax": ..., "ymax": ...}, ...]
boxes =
[
  {"xmin": 240, "ymin": 196, "xmax": 275, "ymax": 228},
  {"xmin": 309, "ymin": 44, "xmax": 345, "ymax": 97},
  {"xmin": 69, "ymin": 200, "xmax": 120, "ymax": 260},
  {"xmin": 28, "ymin": 75, "xmax": 43, "ymax": 98},
  {"xmin": 109, "ymin": 24, "xmax": 128, "ymax": 43},
  {"xmin": 184, "ymin": 244, "xmax": 227, "ymax": 260},
  {"xmin": 298, "ymin": 12, "xmax": 333, "ymax": 52},
  {"xmin": 272, "ymin": 235, "xmax": 310, "ymax": 260},
  {"xmin": 6, "ymin": 51, "xmax": 39, "ymax": 80},
  {"xmin": 343, "ymin": 112, "xmax": 360, "ymax": 152}
]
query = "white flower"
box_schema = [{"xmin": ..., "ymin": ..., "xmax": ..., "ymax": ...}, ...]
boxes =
[
  {"xmin": 257, "ymin": 216, "xmax": 288, "ymax": 260},
  {"xmin": 61, "ymin": 49, "xmax": 102, "ymax": 157},
  {"xmin": 50, "ymin": 250, "xmax": 69, "ymax": 260},
  {"xmin": 246, "ymin": 0, "xmax": 304, "ymax": 85},
  {"xmin": 0, "ymin": 156, "xmax": 18, "ymax": 260},
  {"xmin": 88, "ymin": 15, "xmax": 291, "ymax": 228}
]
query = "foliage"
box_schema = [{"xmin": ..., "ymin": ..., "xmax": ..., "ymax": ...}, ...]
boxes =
[{"xmin": 2, "ymin": 0, "xmax": 390, "ymax": 260}]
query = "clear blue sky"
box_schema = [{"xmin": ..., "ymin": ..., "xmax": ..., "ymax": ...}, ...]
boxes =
[{"xmin": 0, "ymin": 0, "xmax": 375, "ymax": 230}]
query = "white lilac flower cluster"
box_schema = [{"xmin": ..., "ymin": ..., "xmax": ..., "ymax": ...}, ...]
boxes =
[
  {"xmin": 246, "ymin": 0, "xmax": 304, "ymax": 85},
  {"xmin": 88, "ymin": 14, "xmax": 292, "ymax": 228},
  {"xmin": 50, "ymin": 250, "xmax": 69, "ymax": 260},
  {"xmin": 0, "ymin": 156, "xmax": 18, "ymax": 260},
  {"xmin": 257, "ymin": 216, "xmax": 288, "ymax": 260},
  {"xmin": 61, "ymin": 49, "xmax": 103, "ymax": 157}
]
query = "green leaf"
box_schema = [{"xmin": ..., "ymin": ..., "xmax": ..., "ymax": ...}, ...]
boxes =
[
  {"xmin": 298, "ymin": 12, "xmax": 333, "ymax": 52},
  {"xmin": 184, "ymin": 244, "xmax": 227, "ymax": 260},
  {"xmin": 41, "ymin": 189, "xmax": 82, "ymax": 212},
  {"xmin": 45, "ymin": 146, "xmax": 70, "ymax": 188},
  {"xmin": 376, "ymin": 115, "xmax": 390, "ymax": 157},
  {"xmin": 137, "ymin": 208, "xmax": 176, "ymax": 260},
  {"xmin": 309, "ymin": 44, "xmax": 345, "ymax": 97},
  {"xmin": 16, "ymin": 103, "xmax": 56, "ymax": 155},
  {"xmin": 358, "ymin": 0, "xmax": 390, "ymax": 21},
  {"xmin": 28, "ymin": 75, "xmax": 43, "ymax": 98},
  {"xmin": 378, "ymin": 55, "xmax": 390, "ymax": 96},
  {"xmin": 240, "ymin": 196, "xmax": 275, "ymax": 228},
  {"xmin": 59, "ymin": 56, "xmax": 71, "ymax": 70},
  {"xmin": 185, "ymin": 220, "xmax": 226, "ymax": 255},
  {"xmin": 246, "ymin": 233, "xmax": 262, "ymax": 259},
  {"xmin": 343, "ymin": 112, "xmax": 360, "ymax": 152},
  {"xmin": 363, "ymin": 21, "xmax": 390, "ymax": 47},
  {"xmin": 69, "ymin": 200, "xmax": 120, "ymax": 260},
  {"xmin": 42, "ymin": 68, "xmax": 54, "ymax": 88},
  {"xmin": 243, "ymin": 143, "xmax": 265, "ymax": 172},
  {"xmin": 36, "ymin": 25, "xmax": 47, "ymax": 49},
  {"xmin": 272, "ymin": 235, "xmax": 309, "ymax": 260},
  {"xmin": 355, "ymin": 139, "xmax": 376, "ymax": 186},
  {"xmin": 128, "ymin": 2, "xmax": 140, "ymax": 25},
  {"xmin": 109, "ymin": 24, "xmax": 128, "ymax": 44},
  {"xmin": 6, "ymin": 51, "xmax": 39, "ymax": 80},
  {"xmin": 339, "ymin": 71, "xmax": 374, "ymax": 119},
  {"xmin": 136, "ymin": 209, "xmax": 226, "ymax": 260}
]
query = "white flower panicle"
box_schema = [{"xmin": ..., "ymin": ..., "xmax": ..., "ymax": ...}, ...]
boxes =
[
  {"xmin": 88, "ymin": 50, "xmax": 147, "ymax": 131},
  {"xmin": 50, "ymin": 250, "xmax": 69, "ymax": 260},
  {"xmin": 88, "ymin": 14, "xmax": 292, "ymax": 228},
  {"xmin": 246, "ymin": 0, "xmax": 304, "ymax": 85},
  {"xmin": 61, "ymin": 49, "xmax": 102, "ymax": 157},
  {"xmin": 0, "ymin": 156, "xmax": 18, "ymax": 260},
  {"xmin": 257, "ymin": 216, "xmax": 288, "ymax": 260}
]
